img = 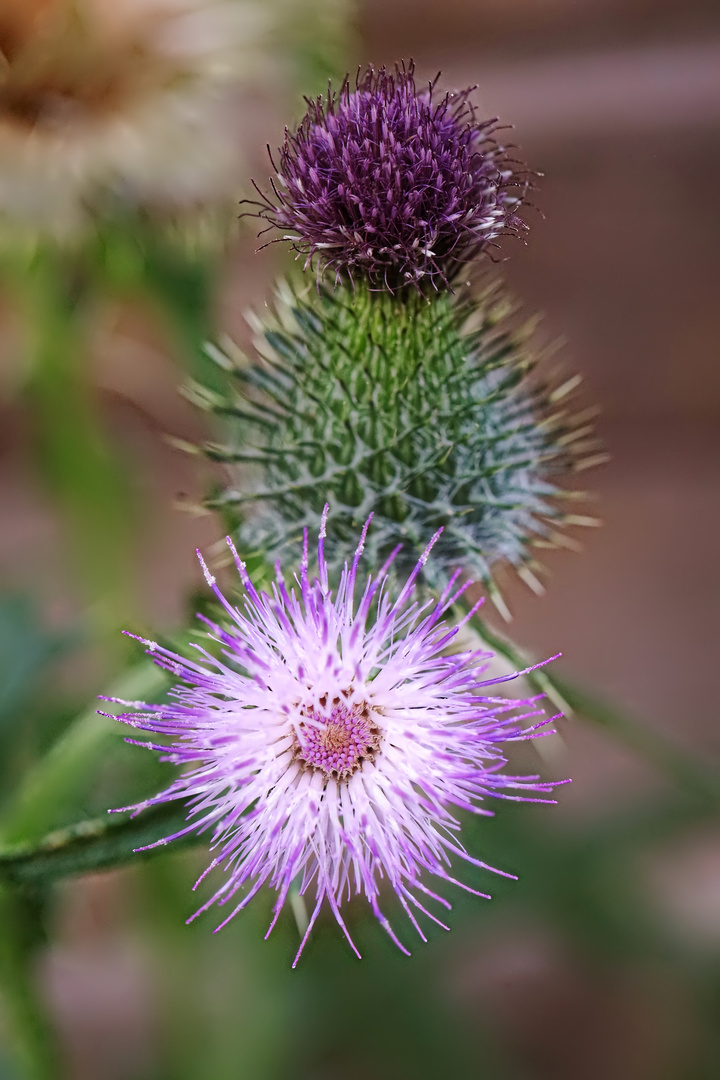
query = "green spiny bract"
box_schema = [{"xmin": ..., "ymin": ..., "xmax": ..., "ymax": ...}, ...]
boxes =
[{"xmin": 195, "ymin": 279, "xmax": 598, "ymax": 609}]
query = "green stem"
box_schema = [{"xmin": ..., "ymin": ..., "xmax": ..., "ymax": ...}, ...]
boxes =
[
  {"xmin": 22, "ymin": 250, "xmax": 135, "ymax": 636},
  {"xmin": 467, "ymin": 613, "xmax": 720, "ymax": 804},
  {"xmin": 0, "ymin": 885, "xmax": 59, "ymax": 1080}
]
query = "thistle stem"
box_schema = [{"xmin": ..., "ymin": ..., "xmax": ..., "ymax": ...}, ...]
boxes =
[{"xmin": 0, "ymin": 885, "xmax": 59, "ymax": 1080}]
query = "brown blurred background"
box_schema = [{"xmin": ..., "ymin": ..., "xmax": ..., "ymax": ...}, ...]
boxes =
[
  {"xmin": 1, "ymin": 1, "xmax": 719, "ymax": 1077},
  {"xmin": 364, "ymin": 5, "xmax": 720, "ymax": 1070}
]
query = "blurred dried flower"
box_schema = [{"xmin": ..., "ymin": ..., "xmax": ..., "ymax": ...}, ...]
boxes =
[
  {"xmin": 0, "ymin": 0, "xmax": 266, "ymax": 239},
  {"xmin": 249, "ymin": 61, "xmax": 529, "ymax": 291}
]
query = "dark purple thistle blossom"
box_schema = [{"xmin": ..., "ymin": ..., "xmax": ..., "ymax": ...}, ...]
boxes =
[
  {"xmin": 103, "ymin": 513, "xmax": 562, "ymax": 965},
  {"xmin": 247, "ymin": 62, "xmax": 530, "ymax": 291}
]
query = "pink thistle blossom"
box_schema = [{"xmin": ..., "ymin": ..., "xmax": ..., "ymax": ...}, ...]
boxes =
[{"xmin": 106, "ymin": 510, "xmax": 561, "ymax": 965}]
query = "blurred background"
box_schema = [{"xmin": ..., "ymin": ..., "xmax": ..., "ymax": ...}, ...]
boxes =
[{"xmin": 0, "ymin": 0, "xmax": 719, "ymax": 1077}]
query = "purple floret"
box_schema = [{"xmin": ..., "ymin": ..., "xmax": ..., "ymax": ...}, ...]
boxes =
[
  {"xmin": 247, "ymin": 61, "xmax": 530, "ymax": 291},
  {"xmin": 105, "ymin": 511, "xmax": 562, "ymax": 964}
]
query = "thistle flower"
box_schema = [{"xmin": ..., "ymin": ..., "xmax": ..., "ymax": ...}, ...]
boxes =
[
  {"xmin": 106, "ymin": 513, "xmax": 560, "ymax": 964},
  {"xmin": 249, "ymin": 61, "xmax": 528, "ymax": 291},
  {"xmin": 0, "ymin": 0, "xmax": 266, "ymax": 240},
  {"xmin": 199, "ymin": 279, "xmax": 600, "ymax": 613}
]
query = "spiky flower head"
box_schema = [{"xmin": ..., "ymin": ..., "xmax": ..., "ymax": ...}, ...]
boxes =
[
  {"xmin": 106, "ymin": 514, "xmax": 559, "ymax": 964},
  {"xmin": 249, "ymin": 61, "xmax": 528, "ymax": 291},
  {"xmin": 198, "ymin": 279, "xmax": 599, "ymax": 613}
]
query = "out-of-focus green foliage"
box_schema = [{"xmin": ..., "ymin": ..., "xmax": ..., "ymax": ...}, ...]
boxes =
[
  {"xmin": 0, "ymin": 659, "xmax": 171, "ymax": 849},
  {"xmin": 0, "ymin": 596, "xmax": 75, "ymax": 760},
  {"xmin": 0, "ymin": 595, "xmax": 83, "ymax": 823},
  {"xmin": 271, "ymin": 0, "xmax": 358, "ymax": 98}
]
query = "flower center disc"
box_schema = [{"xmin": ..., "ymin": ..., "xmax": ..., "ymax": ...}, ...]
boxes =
[{"xmin": 293, "ymin": 698, "xmax": 381, "ymax": 781}]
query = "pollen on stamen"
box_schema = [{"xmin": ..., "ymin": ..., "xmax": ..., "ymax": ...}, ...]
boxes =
[{"xmin": 293, "ymin": 698, "xmax": 382, "ymax": 780}]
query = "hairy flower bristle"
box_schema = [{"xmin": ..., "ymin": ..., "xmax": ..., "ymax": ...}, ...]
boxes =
[
  {"xmin": 247, "ymin": 61, "xmax": 530, "ymax": 291},
  {"xmin": 104, "ymin": 515, "xmax": 561, "ymax": 963}
]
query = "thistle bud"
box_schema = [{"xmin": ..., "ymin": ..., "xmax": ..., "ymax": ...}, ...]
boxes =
[{"xmin": 198, "ymin": 279, "xmax": 596, "ymax": 609}]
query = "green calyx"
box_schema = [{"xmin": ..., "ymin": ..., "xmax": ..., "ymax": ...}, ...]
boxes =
[{"xmin": 194, "ymin": 279, "xmax": 598, "ymax": 608}]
